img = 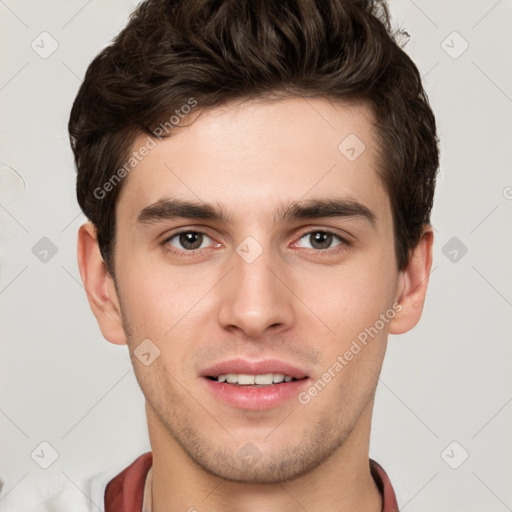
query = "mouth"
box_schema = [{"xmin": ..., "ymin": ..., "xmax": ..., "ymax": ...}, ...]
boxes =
[
  {"xmin": 200, "ymin": 359, "xmax": 310, "ymax": 410},
  {"xmin": 205, "ymin": 373, "xmax": 305, "ymax": 386}
]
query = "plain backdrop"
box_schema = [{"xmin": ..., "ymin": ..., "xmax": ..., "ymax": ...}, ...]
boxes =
[{"xmin": 1, "ymin": 0, "xmax": 511, "ymax": 510}]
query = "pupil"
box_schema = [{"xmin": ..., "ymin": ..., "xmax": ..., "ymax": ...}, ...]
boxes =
[
  {"xmin": 180, "ymin": 232, "xmax": 202, "ymax": 250},
  {"xmin": 312, "ymin": 232, "xmax": 332, "ymax": 249}
]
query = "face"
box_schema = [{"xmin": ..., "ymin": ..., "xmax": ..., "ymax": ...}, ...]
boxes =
[{"xmin": 103, "ymin": 97, "xmax": 405, "ymax": 482}]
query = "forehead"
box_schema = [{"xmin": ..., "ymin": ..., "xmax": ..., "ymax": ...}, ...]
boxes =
[{"xmin": 115, "ymin": 96, "xmax": 390, "ymax": 228}]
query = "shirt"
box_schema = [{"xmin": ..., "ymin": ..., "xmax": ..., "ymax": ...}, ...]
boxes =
[
  {"xmin": 104, "ymin": 451, "xmax": 399, "ymax": 512},
  {"xmin": 0, "ymin": 466, "xmax": 115, "ymax": 512}
]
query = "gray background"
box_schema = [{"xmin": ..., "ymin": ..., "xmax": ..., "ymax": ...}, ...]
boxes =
[{"xmin": 1, "ymin": 0, "xmax": 511, "ymax": 510}]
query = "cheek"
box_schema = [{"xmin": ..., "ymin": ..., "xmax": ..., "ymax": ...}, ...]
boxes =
[
  {"xmin": 304, "ymin": 278, "xmax": 393, "ymax": 412},
  {"xmin": 308, "ymin": 261, "xmax": 397, "ymax": 340},
  {"xmin": 117, "ymin": 258, "xmax": 206, "ymax": 337}
]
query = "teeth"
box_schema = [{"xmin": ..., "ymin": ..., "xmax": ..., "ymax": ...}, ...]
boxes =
[
  {"xmin": 237, "ymin": 374, "xmax": 255, "ymax": 385},
  {"xmin": 215, "ymin": 373, "xmax": 296, "ymax": 385},
  {"xmin": 255, "ymin": 374, "xmax": 273, "ymax": 385}
]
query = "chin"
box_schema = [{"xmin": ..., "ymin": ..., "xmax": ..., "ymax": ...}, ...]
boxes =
[{"xmin": 174, "ymin": 424, "xmax": 347, "ymax": 484}]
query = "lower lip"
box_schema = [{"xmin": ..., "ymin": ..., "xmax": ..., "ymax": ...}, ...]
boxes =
[{"xmin": 201, "ymin": 377, "xmax": 310, "ymax": 410}]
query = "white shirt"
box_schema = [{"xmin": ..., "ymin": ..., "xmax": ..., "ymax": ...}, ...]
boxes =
[
  {"xmin": 0, "ymin": 470, "xmax": 114, "ymax": 512},
  {"xmin": 141, "ymin": 466, "xmax": 153, "ymax": 512}
]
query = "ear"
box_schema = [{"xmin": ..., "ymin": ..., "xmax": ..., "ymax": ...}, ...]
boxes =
[
  {"xmin": 389, "ymin": 226, "xmax": 434, "ymax": 335},
  {"xmin": 77, "ymin": 221, "xmax": 127, "ymax": 345}
]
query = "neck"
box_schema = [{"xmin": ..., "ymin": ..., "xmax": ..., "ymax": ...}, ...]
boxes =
[{"xmin": 147, "ymin": 401, "xmax": 382, "ymax": 512}]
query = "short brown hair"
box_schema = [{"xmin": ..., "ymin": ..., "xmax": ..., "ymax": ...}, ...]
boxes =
[{"xmin": 69, "ymin": 0, "xmax": 439, "ymax": 276}]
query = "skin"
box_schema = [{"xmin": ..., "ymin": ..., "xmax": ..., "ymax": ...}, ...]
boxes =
[{"xmin": 77, "ymin": 96, "xmax": 433, "ymax": 512}]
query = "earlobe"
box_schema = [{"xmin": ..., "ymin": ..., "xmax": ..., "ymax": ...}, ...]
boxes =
[
  {"xmin": 389, "ymin": 227, "xmax": 434, "ymax": 335},
  {"xmin": 77, "ymin": 221, "xmax": 127, "ymax": 345}
]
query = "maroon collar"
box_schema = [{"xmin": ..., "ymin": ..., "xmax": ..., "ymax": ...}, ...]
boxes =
[
  {"xmin": 370, "ymin": 458, "xmax": 399, "ymax": 512},
  {"xmin": 105, "ymin": 452, "xmax": 399, "ymax": 512},
  {"xmin": 105, "ymin": 452, "xmax": 153, "ymax": 512}
]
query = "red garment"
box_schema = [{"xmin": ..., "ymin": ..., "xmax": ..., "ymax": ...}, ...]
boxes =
[{"xmin": 105, "ymin": 451, "xmax": 399, "ymax": 511}]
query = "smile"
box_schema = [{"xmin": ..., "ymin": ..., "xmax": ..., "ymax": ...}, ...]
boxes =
[{"xmin": 207, "ymin": 373, "xmax": 299, "ymax": 386}]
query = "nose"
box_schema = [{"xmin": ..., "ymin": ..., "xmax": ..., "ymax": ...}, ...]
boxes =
[{"xmin": 217, "ymin": 239, "xmax": 295, "ymax": 339}]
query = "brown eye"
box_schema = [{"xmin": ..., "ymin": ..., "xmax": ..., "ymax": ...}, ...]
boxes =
[
  {"xmin": 165, "ymin": 231, "xmax": 211, "ymax": 251},
  {"xmin": 296, "ymin": 231, "xmax": 346, "ymax": 251}
]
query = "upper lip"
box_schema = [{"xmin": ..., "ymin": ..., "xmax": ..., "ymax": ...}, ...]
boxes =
[{"xmin": 200, "ymin": 358, "xmax": 309, "ymax": 380}]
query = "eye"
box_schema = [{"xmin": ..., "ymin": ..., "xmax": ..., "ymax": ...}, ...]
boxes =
[
  {"xmin": 164, "ymin": 231, "xmax": 214, "ymax": 252},
  {"xmin": 295, "ymin": 230, "xmax": 348, "ymax": 251},
  {"xmin": 161, "ymin": 228, "xmax": 351, "ymax": 258}
]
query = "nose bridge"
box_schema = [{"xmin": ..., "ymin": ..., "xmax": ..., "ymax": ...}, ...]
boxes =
[{"xmin": 217, "ymin": 235, "xmax": 294, "ymax": 337}]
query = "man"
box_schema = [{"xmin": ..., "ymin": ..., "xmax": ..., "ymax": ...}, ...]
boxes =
[{"xmin": 69, "ymin": 0, "xmax": 439, "ymax": 510}]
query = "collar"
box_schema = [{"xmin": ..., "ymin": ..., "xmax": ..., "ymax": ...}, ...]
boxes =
[
  {"xmin": 105, "ymin": 451, "xmax": 399, "ymax": 512},
  {"xmin": 142, "ymin": 465, "xmax": 153, "ymax": 512}
]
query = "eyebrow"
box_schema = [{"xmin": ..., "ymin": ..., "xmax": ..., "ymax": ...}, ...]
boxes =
[{"xmin": 136, "ymin": 197, "xmax": 377, "ymax": 228}]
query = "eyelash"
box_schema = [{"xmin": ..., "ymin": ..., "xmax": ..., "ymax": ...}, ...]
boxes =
[{"xmin": 161, "ymin": 229, "xmax": 352, "ymax": 258}]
